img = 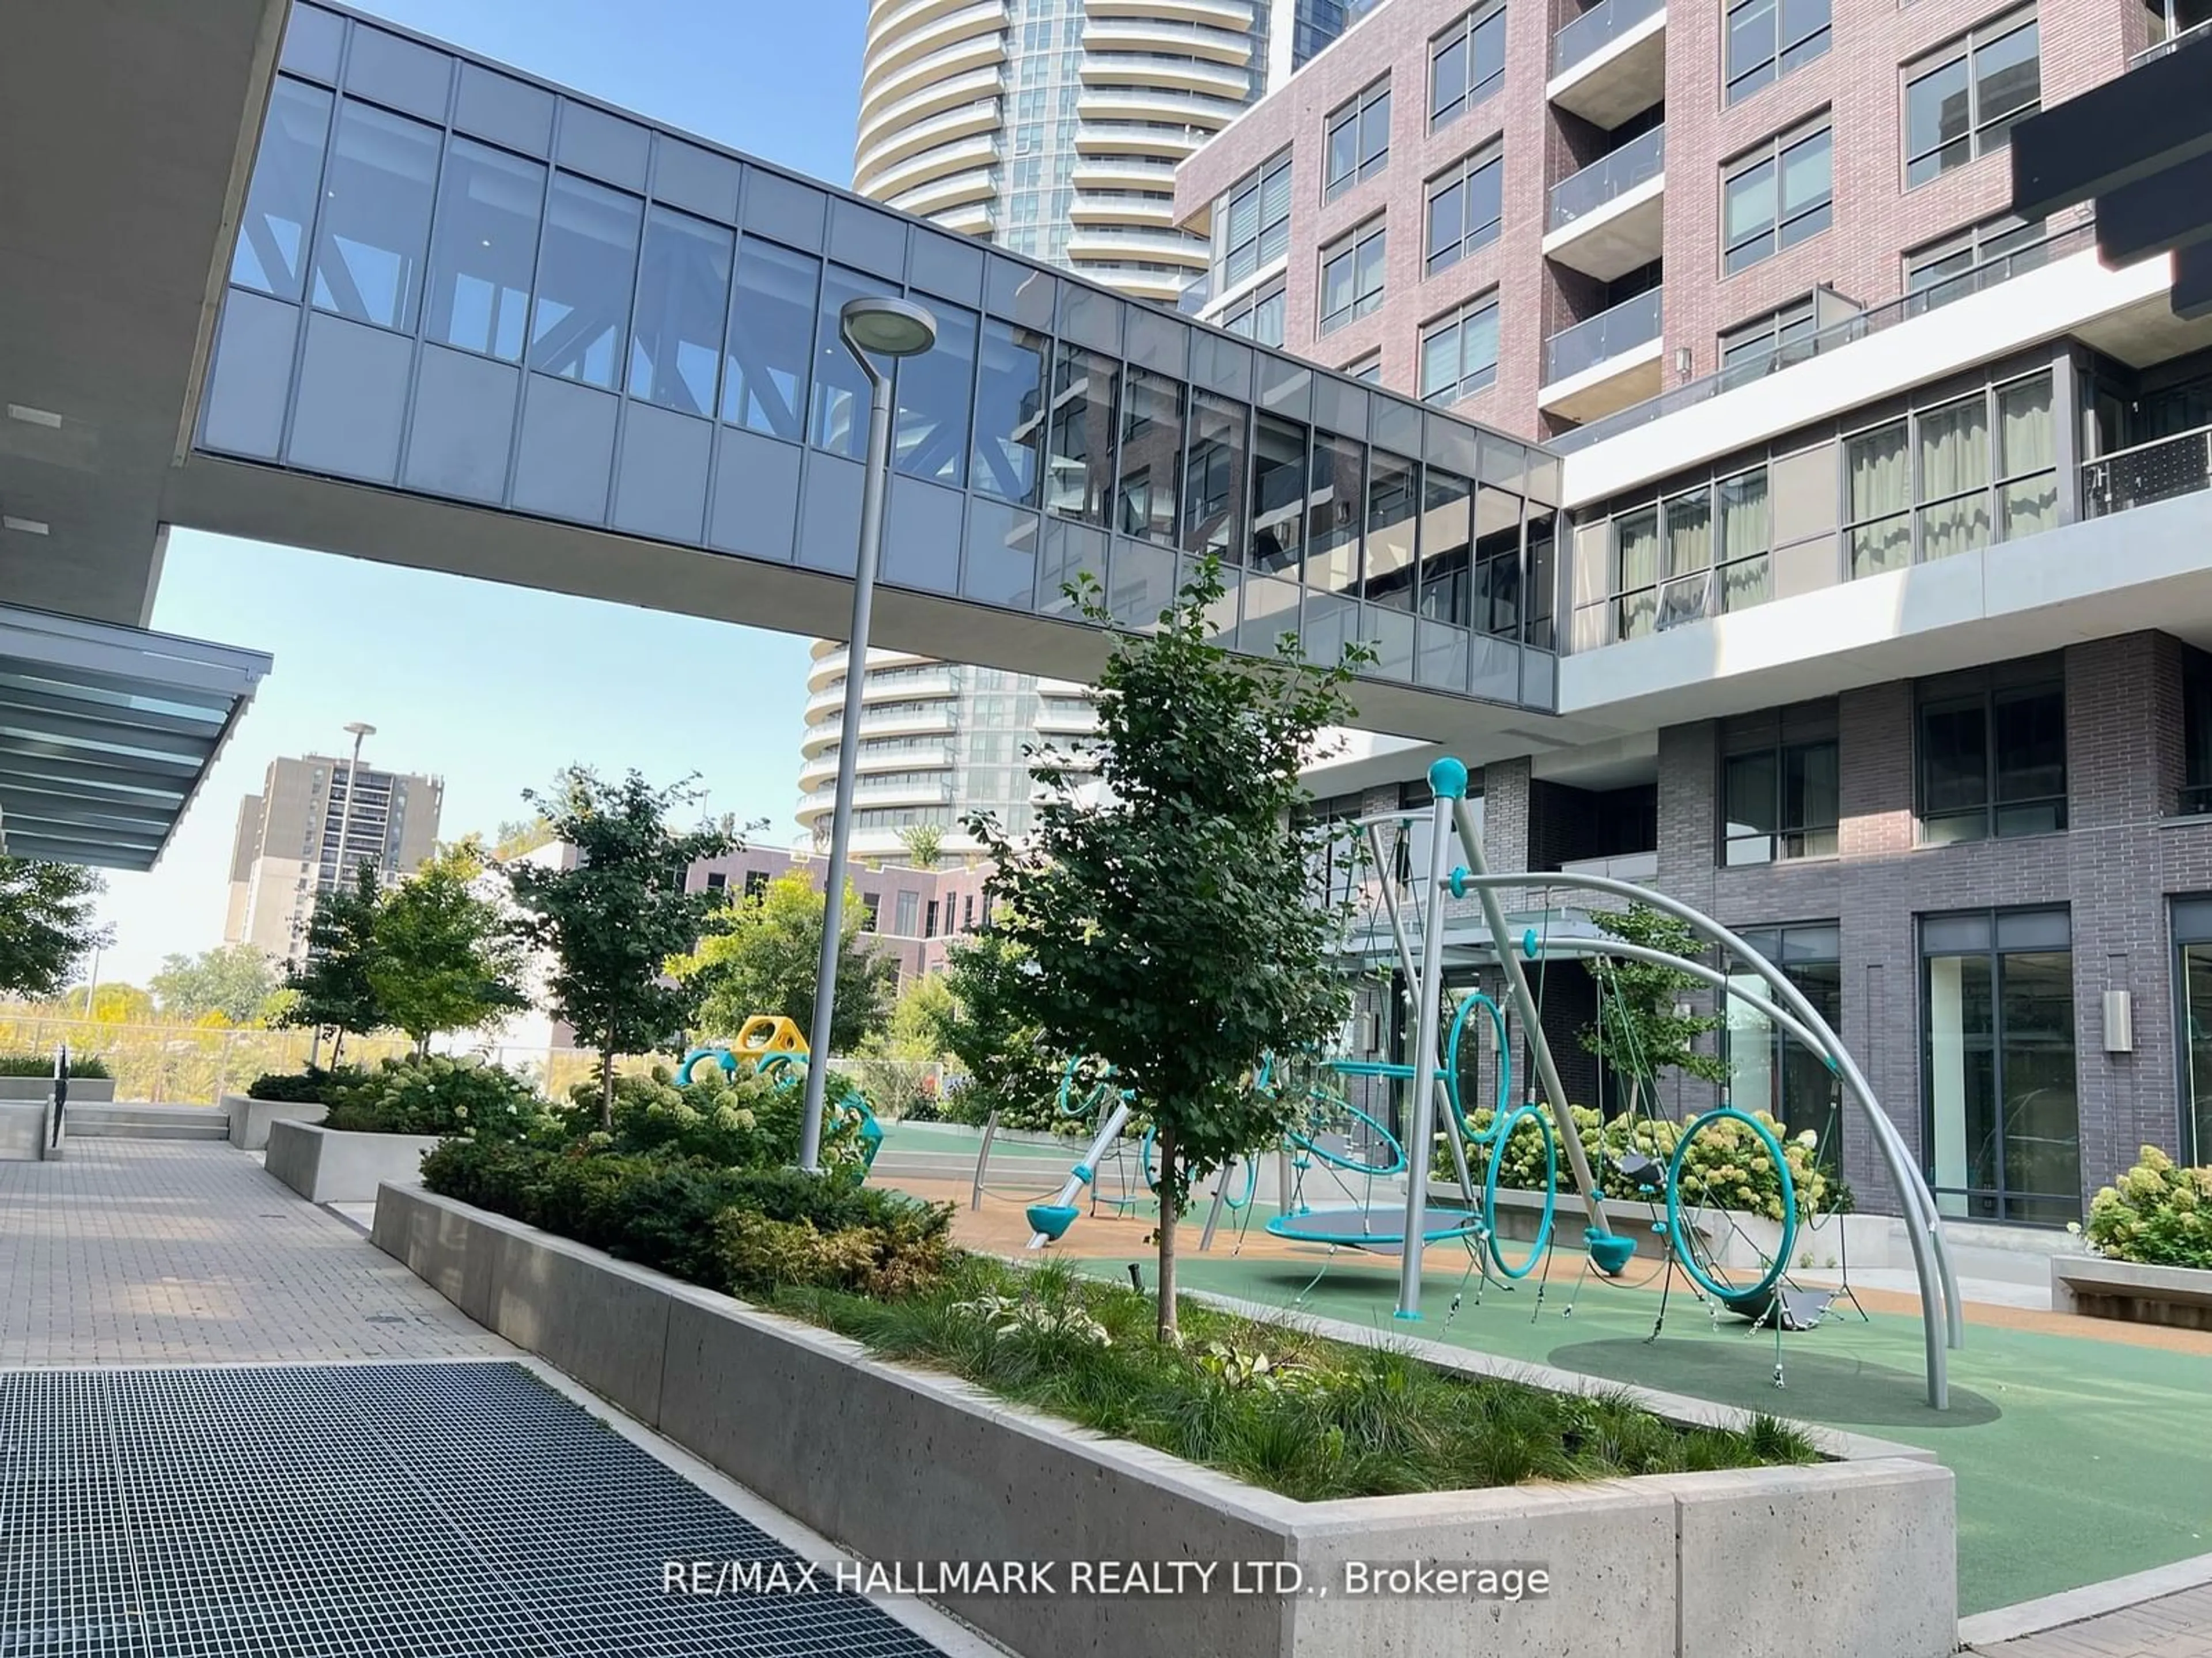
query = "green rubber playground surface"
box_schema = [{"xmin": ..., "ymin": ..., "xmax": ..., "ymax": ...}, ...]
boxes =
[{"xmin": 1064, "ymin": 1245, "xmax": 2210, "ymax": 1617}]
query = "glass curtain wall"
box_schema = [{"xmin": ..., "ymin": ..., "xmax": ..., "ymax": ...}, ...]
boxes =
[
  {"xmin": 1724, "ymin": 922, "xmax": 1843, "ymax": 1165},
  {"xmin": 2176, "ymin": 896, "xmax": 2212, "ymax": 1164}
]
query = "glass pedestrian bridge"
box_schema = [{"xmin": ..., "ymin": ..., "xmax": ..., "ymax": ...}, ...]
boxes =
[{"xmin": 184, "ymin": 2, "xmax": 1566, "ymax": 728}]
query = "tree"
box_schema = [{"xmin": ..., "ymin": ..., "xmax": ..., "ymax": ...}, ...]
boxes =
[
  {"xmin": 940, "ymin": 931, "xmax": 1062, "ymax": 1129},
  {"xmin": 506, "ymin": 768, "xmax": 736, "ymax": 1128},
  {"xmin": 671, "ymin": 869, "xmax": 895, "ymax": 1058},
  {"xmin": 150, "ymin": 942, "xmax": 282, "ymax": 1025},
  {"xmin": 278, "ymin": 863, "xmax": 387, "ymax": 1062},
  {"xmin": 1577, "ymin": 902, "xmax": 1731, "ymax": 1117},
  {"xmin": 873, "ymin": 971, "xmax": 958, "ymax": 1061},
  {"xmin": 896, "ymin": 823, "xmax": 944, "ymax": 869},
  {"xmin": 0, "ymin": 858, "xmax": 109, "ymax": 1002},
  {"xmin": 972, "ymin": 560, "xmax": 1364, "ymax": 1342},
  {"xmin": 367, "ymin": 839, "xmax": 529, "ymax": 1054},
  {"xmin": 86, "ymin": 983, "xmax": 156, "ymax": 1024}
]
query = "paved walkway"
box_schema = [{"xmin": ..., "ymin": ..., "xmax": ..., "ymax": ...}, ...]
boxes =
[
  {"xmin": 0, "ymin": 1137, "xmax": 505, "ymax": 1365},
  {"xmin": 1967, "ymin": 1583, "xmax": 2212, "ymax": 1656}
]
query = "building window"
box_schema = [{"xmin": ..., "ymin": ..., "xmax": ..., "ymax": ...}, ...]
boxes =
[
  {"xmin": 1724, "ymin": 922, "xmax": 1843, "ymax": 1163},
  {"xmin": 1725, "ymin": 0, "xmax": 1831, "ymax": 103},
  {"xmin": 1425, "ymin": 146, "xmax": 1503, "ymax": 275},
  {"xmin": 1219, "ymin": 281, "xmax": 1286, "ymax": 347},
  {"xmin": 925, "ymin": 899, "xmax": 940, "ymax": 938},
  {"xmin": 1325, "ymin": 79, "xmax": 1392, "ymax": 200},
  {"xmin": 1720, "ymin": 704, "xmax": 1839, "ymax": 865},
  {"xmin": 1609, "ymin": 464, "xmax": 1769, "ymax": 635},
  {"xmin": 1921, "ymin": 906, "xmax": 2078, "ymax": 1224},
  {"xmin": 963, "ymin": 892, "xmax": 977, "ymax": 931},
  {"xmin": 1419, "ymin": 296, "xmax": 1499, "ymax": 404},
  {"xmin": 1916, "ymin": 656, "xmax": 2066, "ymax": 844},
  {"xmin": 2174, "ymin": 896, "xmax": 2212, "ymax": 1163},
  {"xmin": 1903, "ymin": 214, "xmax": 2050, "ymax": 311},
  {"xmin": 1215, "ymin": 152, "xmax": 1294, "ymax": 289},
  {"xmin": 861, "ymin": 891, "xmax": 881, "ymax": 931},
  {"xmin": 704, "ymin": 870, "xmax": 728, "ymax": 890},
  {"xmin": 893, "ymin": 889, "xmax": 920, "ymax": 935},
  {"xmin": 1722, "ymin": 119, "xmax": 1832, "ymax": 274},
  {"xmin": 1718, "ymin": 298, "xmax": 1817, "ymax": 387},
  {"xmin": 1430, "ymin": 3, "xmax": 1506, "ymax": 133},
  {"xmin": 2185, "ymin": 648, "xmax": 2212, "ymax": 816},
  {"xmin": 1319, "ymin": 221, "xmax": 1387, "ymax": 335},
  {"xmin": 744, "ymin": 869, "xmax": 771, "ymax": 899},
  {"xmin": 1846, "ymin": 369, "xmax": 2056, "ymax": 577},
  {"xmin": 1344, "ymin": 353, "xmax": 1383, "ymax": 382},
  {"xmin": 1906, "ymin": 10, "xmax": 2040, "ymax": 188}
]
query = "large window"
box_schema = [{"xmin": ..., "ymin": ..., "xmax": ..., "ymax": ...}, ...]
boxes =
[
  {"xmin": 1718, "ymin": 298, "xmax": 1816, "ymax": 386},
  {"xmin": 1419, "ymin": 296, "xmax": 1499, "ymax": 404},
  {"xmin": 971, "ymin": 320, "xmax": 1047, "ymax": 506},
  {"xmin": 1430, "ymin": 3, "xmax": 1506, "ymax": 133},
  {"xmin": 1326, "ymin": 80, "xmax": 1392, "ymax": 200},
  {"xmin": 2185, "ymin": 648, "xmax": 2212, "ymax": 816},
  {"xmin": 233, "ymin": 78, "xmax": 334, "ymax": 301},
  {"xmin": 1845, "ymin": 370, "xmax": 2056, "ymax": 576},
  {"xmin": 1724, "ymin": 922, "xmax": 1843, "ymax": 1164},
  {"xmin": 312, "ymin": 99, "xmax": 442, "ymax": 333},
  {"xmin": 2174, "ymin": 896, "xmax": 2212, "ymax": 1164},
  {"xmin": 1906, "ymin": 10, "xmax": 2040, "ymax": 188},
  {"xmin": 1183, "ymin": 389, "xmax": 1250, "ymax": 561},
  {"xmin": 425, "ymin": 138, "xmax": 544, "ymax": 362},
  {"xmin": 1219, "ymin": 281, "xmax": 1286, "ymax": 347},
  {"xmin": 1916, "ymin": 656, "xmax": 2066, "ymax": 844},
  {"xmin": 1047, "ymin": 345, "xmax": 1118, "ymax": 525},
  {"xmin": 1609, "ymin": 464, "xmax": 1768, "ymax": 637},
  {"xmin": 1319, "ymin": 221, "xmax": 1387, "ymax": 335},
  {"xmin": 724, "ymin": 237, "xmax": 819, "ymax": 441},
  {"xmin": 1905, "ymin": 214, "xmax": 2050, "ymax": 309},
  {"xmin": 628, "ymin": 206, "xmax": 733, "ymax": 418},
  {"xmin": 1117, "ymin": 366, "xmax": 1184, "ymax": 544},
  {"xmin": 1722, "ymin": 120, "xmax": 1832, "ymax": 274},
  {"xmin": 1426, "ymin": 147, "xmax": 1503, "ymax": 275},
  {"xmin": 1922, "ymin": 907, "xmax": 2078, "ymax": 1224},
  {"xmin": 529, "ymin": 172, "xmax": 643, "ymax": 389},
  {"xmin": 1725, "ymin": 0, "xmax": 1831, "ymax": 104},
  {"xmin": 1721, "ymin": 703, "xmax": 1839, "ymax": 865},
  {"xmin": 1216, "ymin": 153, "xmax": 1294, "ymax": 288}
]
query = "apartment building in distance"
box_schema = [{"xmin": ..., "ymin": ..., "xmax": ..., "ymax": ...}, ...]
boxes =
[
  {"xmin": 224, "ymin": 753, "xmax": 443, "ymax": 962},
  {"xmin": 1169, "ymin": 0, "xmax": 2212, "ymax": 1230}
]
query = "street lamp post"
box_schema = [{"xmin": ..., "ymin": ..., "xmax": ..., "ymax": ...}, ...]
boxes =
[
  {"xmin": 798, "ymin": 295, "xmax": 938, "ymax": 1173},
  {"xmin": 336, "ymin": 721, "xmax": 376, "ymax": 883}
]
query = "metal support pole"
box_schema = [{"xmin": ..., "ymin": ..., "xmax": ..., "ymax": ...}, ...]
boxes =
[
  {"xmin": 800, "ymin": 367, "xmax": 896, "ymax": 1173},
  {"xmin": 1393, "ymin": 790, "xmax": 1455, "ymax": 1320},
  {"xmin": 1365, "ymin": 820, "xmax": 1478, "ymax": 1207}
]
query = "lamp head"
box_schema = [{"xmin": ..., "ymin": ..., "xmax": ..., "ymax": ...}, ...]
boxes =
[
  {"xmin": 839, "ymin": 295, "xmax": 937, "ymax": 359},
  {"xmin": 343, "ymin": 721, "xmax": 376, "ymax": 739}
]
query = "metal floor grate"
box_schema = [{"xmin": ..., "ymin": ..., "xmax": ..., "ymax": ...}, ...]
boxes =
[{"xmin": 0, "ymin": 1362, "xmax": 948, "ymax": 1657}]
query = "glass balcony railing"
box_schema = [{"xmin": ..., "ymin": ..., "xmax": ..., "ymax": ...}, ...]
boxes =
[
  {"xmin": 1552, "ymin": 0, "xmax": 1665, "ymax": 77},
  {"xmin": 2081, "ymin": 424, "xmax": 2212, "ymax": 518},
  {"xmin": 1549, "ymin": 126, "xmax": 1664, "ymax": 231},
  {"xmin": 1543, "ymin": 288, "xmax": 1662, "ymax": 384}
]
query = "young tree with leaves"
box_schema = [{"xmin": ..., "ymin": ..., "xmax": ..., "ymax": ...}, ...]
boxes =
[
  {"xmin": 506, "ymin": 769, "xmax": 735, "ymax": 1128},
  {"xmin": 278, "ymin": 863, "xmax": 387, "ymax": 1062},
  {"xmin": 1578, "ymin": 902, "xmax": 1730, "ymax": 1118},
  {"xmin": 0, "ymin": 858, "xmax": 110, "ymax": 1002},
  {"xmin": 150, "ymin": 942, "xmax": 282, "ymax": 1025},
  {"xmin": 896, "ymin": 823, "xmax": 944, "ymax": 869},
  {"xmin": 368, "ymin": 839, "xmax": 529, "ymax": 1054},
  {"xmin": 670, "ymin": 869, "xmax": 895, "ymax": 1057},
  {"xmin": 973, "ymin": 560, "xmax": 1365, "ymax": 1343},
  {"xmin": 940, "ymin": 930, "xmax": 1062, "ymax": 1128}
]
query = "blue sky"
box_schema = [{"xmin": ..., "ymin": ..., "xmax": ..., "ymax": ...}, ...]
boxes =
[{"xmin": 103, "ymin": 1, "xmax": 870, "ymax": 985}]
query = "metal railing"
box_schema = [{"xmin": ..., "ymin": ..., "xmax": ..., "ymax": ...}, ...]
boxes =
[
  {"xmin": 1552, "ymin": 218, "xmax": 2094, "ymax": 453},
  {"xmin": 1543, "ymin": 287, "xmax": 1662, "ymax": 384},
  {"xmin": 1553, "ymin": 0, "xmax": 1665, "ymax": 76},
  {"xmin": 1550, "ymin": 126, "xmax": 1664, "ymax": 230},
  {"xmin": 2081, "ymin": 423, "xmax": 2212, "ymax": 518},
  {"xmin": 2133, "ymin": 16, "xmax": 2212, "ymax": 63}
]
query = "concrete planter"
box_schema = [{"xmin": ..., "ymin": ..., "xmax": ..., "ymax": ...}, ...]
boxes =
[
  {"xmin": 266, "ymin": 1119, "xmax": 440, "ymax": 1204},
  {"xmin": 2052, "ymin": 1254, "xmax": 2212, "ymax": 1331},
  {"xmin": 224, "ymin": 1093, "xmax": 329, "ymax": 1150},
  {"xmin": 0, "ymin": 1076, "xmax": 115, "ymax": 1103},
  {"xmin": 376, "ymin": 1182, "xmax": 1957, "ymax": 1658}
]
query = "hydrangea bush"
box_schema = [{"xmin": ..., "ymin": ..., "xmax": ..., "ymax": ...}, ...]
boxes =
[{"xmin": 2084, "ymin": 1146, "xmax": 2212, "ymax": 1270}]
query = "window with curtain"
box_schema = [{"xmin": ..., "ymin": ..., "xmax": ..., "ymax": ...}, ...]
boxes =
[
  {"xmin": 1906, "ymin": 10, "xmax": 2040, "ymax": 188},
  {"xmin": 1426, "ymin": 147, "xmax": 1503, "ymax": 275},
  {"xmin": 1325, "ymin": 80, "xmax": 1392, "ymax": 200},
  {"xmin": 1418, "ymin": 296, "xmax": 1499, "ymax": 404},
  {"xmin": 1722, "ymin": 120, "xmax": 1832, "ymax": 274},
  {"xmin": 1717, "ymin": 467, "xmax": 1772, "ymax": 611},
  {"xmin": 1995, "ymin": 372, "xmax": 2057, "ymax": 540},
  {"xmin": 1615, "ymin": 506, "xmax": 1660, "ymax": 640},
  {"xmin": 1430, "ymin": 2, "xmax": 1506, "ymax": 133},
  {"xmin": 1846, "ymin": 421, "xmax": 1911, "ymax": 576},
  {"xmin": 1659, "ymin": 490, "xmax": 1714, "ymax": 630},
  {"xmin": 1320, "ymin": 222, "xmax": 1388, "ymax": 334},
  {"xmin": 1916, "ymin": 392, "xmax": 1993, "ymax": 562}
]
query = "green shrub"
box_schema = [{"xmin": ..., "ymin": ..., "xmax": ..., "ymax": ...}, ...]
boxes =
[
  {"xmin": 550, "ymin": 1063, "xmax": 869, "ymax": 1173},
  {"xmin": 321, "ymin": 1054, "xmax": 546, "ymax": 1137},
  {"xmin": 0, "ymin": 1053, "xmax": 111, "ymax": 1079},
  {"xmin": 244, "ymin": 1065, "xmax": 365, "ymax": 1103},
  {"xmin": 715, "ymin": 1209, "xmax": 950, "ymax": 1298},
  {"xmin": 2085, "ymin": 1146, "xmax": 2212, "ymax": 1270},
  {"xmin": 1433, "ymin": 1104, "xmax": 1833, "ymax": 1222}
]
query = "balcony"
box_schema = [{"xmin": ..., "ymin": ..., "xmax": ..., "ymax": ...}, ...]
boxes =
[
  {"xmin": 1073, "ymin": 122, "xmax": 1209, "ymax": 158},
  {"xmin": 1068, "ymin": 191, "xmax": 1177, "ymax": 226},
  {"xmin": 1078, "ymin": 51, "xmax": 1249, "ymax": 97},
  {"xmin": 1549, "ymin": 0, "xmax": 1666, "ymax": 127},
  {"xmin": 1559, "ymin": 849, "xmax": 1658, "ymax": 882},
  {"xmin": 1066, "ymin": 225, "xmax": 1208, "ymax": 266},
  {"xmin": 854, "ymin": 97, "xmax": 1001, "ymax": 191},
  {"xmin": 1081, "ymin": 16, "xmax": 1254, "ymax": 63},
  {"xmin": 1543, "ymin": 126, "xmax": 1664, "ymax": 280},
  {"xmin": 2082, "ymin": 424, "xmax": 2212, "ymax": 518},
  {"xmin": 1539, "ymin": 289, "xmax": 1664, "ymax": 422},
  {"xmin": 1086, "ymin": 0, "xmax": 1255, "ymax": 28}
]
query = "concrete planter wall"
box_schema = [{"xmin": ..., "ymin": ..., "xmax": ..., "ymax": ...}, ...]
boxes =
[
  {"xmin": 376, "ymin": 1182, "xmax": 1957, "ymax": 1658},
  {"xmin": 224, "ymin": 1093, "xmax": 328, "ymax": 1150},
  {"xmin": 266, "ymin": 1119, "xmax": 440, "ymax": 1204},
  {"xmin": 2052, "ymin": 1254, "xmax": 2212, "ymax": 1331},
  {"xmin": 0, "ymin": 1077, "xmax": 115, "ymax": 1103}
]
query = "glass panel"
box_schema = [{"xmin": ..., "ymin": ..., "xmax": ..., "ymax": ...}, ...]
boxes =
[
  {"xmin": 1846, "ymin": 422, "xmax": 1911, "ymax": 576},
  {"xmin": 1727, "ymin": 0, "xmax": 1777, "ymax": 96},
  {"xmin": 1724, "ymin": 751, "xmax": 1778, "ymax": 864},
  {"xmin": 1907, "ymin": 58, "xmax": 1971, "ymax": 186},
  {"xmin": 529, "ymin": 172, "xmax": 643, "ymax": 389},
  {"xmin": 723, "ymin": 237, "xmax": 818, "ymax": 441},
  {"xmin": 893, "ymin": 300, "xmax": 978, "ymax": 486},
  {"xmin": 1327, "ymin": 112, "xmax": 1359, "ymax": 196},
  {"xmin": 1999, "ymin": 949, "xmax": 2077, "ymax": 1222},
  {"xmin": 964, "ymin": 499, "xmax": 1040, "ymax": 608},
  {"xmin": 883, "ymin": 474, "xmax": 965, "ymax": 592},
  {"xmin": 1427, "ymin": 177, "xmax": 1464, "ymax": 272},
  {"xmin": 1919, "ymin": 694, "xmax": 1988, "ymax": 829},
  {"xmin": 1664, "ymin": 490, "xmax": 1713, "ymax": 576},
  {"xmin": 513, "ymin": 374, "xmax": 618, "ymax": 523},
  {"xmin": 1997, "ymin": 374, "xmax": 2054, "ymax": 478},
  {"xmin": 1993, "ymin": 684, "xmax": 2065, "ymax": 809},
  {"xmin": 1472, "ymin": 487, "xmax": 1518, "ymax": 638},
  {"xmin": 202, "ymin": 292, "xmax": 299, "ymax": 459},
  {"xmin": 1717, "ymin": 469, "xmax": 1769, "ymax": 563},
  {"xmin": 1724, "ymin": 157, "xmax": 1775, "ymax": 272},
  {"xmin": 281, "ymin": 6, "xmax": 343, "ymax": 82},
  {"xmin": 557, "ymin": 103, "xmax": 652, "ymax": 192},
  {"xmin": 1418, "ymin": 467, "xmax": 1471, "ymax": 626},
  {"xmin": 612, "ymin": 402, "xmax": 712, "ymax": 544},
  {"xmin": 1783, "ymin": 739, "xmax": 1839, "ymax": 854},
  {"xmin": 403, "ymin": 343, "xmax": 517, "ymax": 502},
  {"xmin": 233, "ymin": 80, "xmax": 332, "ymax": 300},
  {"xmin": 1431, "ymin": 35, "xmax": 1467, "ymax": 125},
  {"xmin": 2182, "ymin": 943, "xmax": 2212, "ymax": 1163},
  {"xmin": 310, "ymin": 100, "xmax": 441, "ymax": 331},
  {"xmin": 1925, "ymin": 947, "xmax": 1997, "ymax": 1218},
  {"xmin": 627, "ymin": 206, "xmax": 733, "ymax": 417},
  {"xmin": 455, "ymin": 65, "xmax": 556, "ymax": 156},
  {"xmin": 652, "ymin": 138, "xmax": 743, "ymax": 226},
  {"xmin": 809, "ymin": 264, "xmax": 878, "ymax": 460},
  {"xmin": 1307, "ymin": 429, "xmax": 1365, "ymax": 593},
  {"xmin": 1251, "ymin": 415, "xmax": 1309, "ymax": 574},
  {"xmin": 1917, "ymin": 394, "xmax": 1991, "ymax": 561},
  {"xmin": 1524, "ymin": 509, "xmax": 1556, "ymax": 650},
  {"xmin": 1184, "ymin": 391, "xmax": 1249, "ymax": 561},
  {"xmin": 1047, "ymin": 345, "xmax": 1118, "ymax": 527},
  {"xmin": 343, "ymin": 27, "xmax": 451, "ymax": 122},
  {"xmin": 973, "ymin": 320, "xmax": 1047, "ymax": 507},
  {"xmin": 707, "ymin": 425, "xmax": 801, "ymax": 562},
  {"xmin": 1365, "ymin": 449, "xmax": 1418, "ymax": 609},
  {"xmin": 425, "ymin": 139, "xmax": 544, "ymax": 362},
  {"xmin": 745, "ymin": 171, "xmax": 827, "ymax": 252},
  {"xmin": 1976, "ymin": 21, "xmax": 2041, "ymax": 131},
  {"xmin": 1779, "ymin": 130, "xmax": 1831, "ymax": 246},
  {"xmin": 1117, "ymin": 367, "xmax": 1183, "ymax": 544},
  {"xmin": 289, "ymin": 312, "xmax": 411, "ymax": 482}
]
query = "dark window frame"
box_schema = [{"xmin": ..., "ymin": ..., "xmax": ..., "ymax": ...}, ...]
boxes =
[
  {"xmin": 1721, "ymin": 117, "xmax": 1833, "ymax": 275},
  {"xmin": 1904, "ymin": 8, "xmax": 2041, "ymax": 189},
  {"xmin": 1429, "ymin": 2, "xmax": 1507, "ymax": 134},
  {"xmin": 1425, "ymin": 143, "xmax": 1505, "ymax": 276},
  {"xmin": 1325, "ymin": 78, "xmax": 1393, "ymax": 200},
  {"xmin": 1418, "ymin": 293, "xmax": 1501, "ymax": 405},
  {"xmin": 1914, "ymin": 657, "xmax": 2068, "ymax": 845},
  {"xmin": 1319, "ymin": 219, "xmax": 1388, "ymax": 335},
  {"xmin": 1724, "ymin": 0, "xmax": 1832, "ymax": 105},
  {"xmin": 1719, "ymin": 705, "xmax": 1840, "ymax": 866}
]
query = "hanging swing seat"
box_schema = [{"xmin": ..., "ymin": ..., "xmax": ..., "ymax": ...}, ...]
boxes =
[
  {"xmin": 1264, "ymin": 1205, "xmax": 1485, "ymax": 1254},
  {"xmin": 1709, "ymin": 1283, "xmax": 1839, "ymax": 1330}
]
